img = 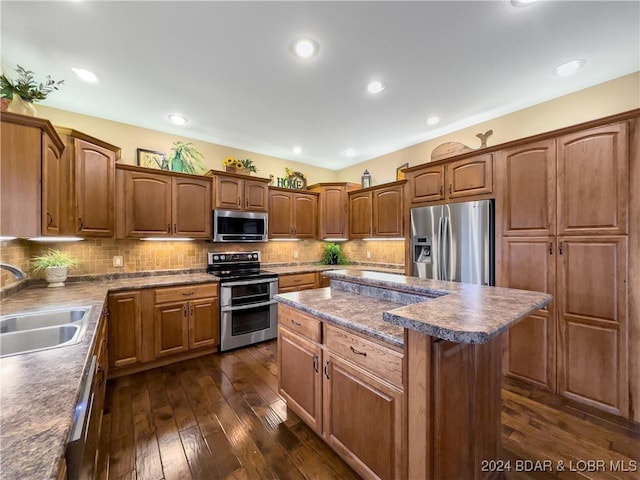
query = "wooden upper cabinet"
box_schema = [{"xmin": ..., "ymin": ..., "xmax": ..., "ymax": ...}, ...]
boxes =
[
  {"xmin": 214, "ymin": 175, "xmax": 243, "ymax": 210},
  {"xmin": 244, "ymin": 179, "xmax": 269, "ymax": 211},
  {"xmin": 498, "ymin": 139, "xmax": 556, "ymax": 237},
  {"xmin": 269, "ymin": 190, "xmax": 294, "ymax": 237},
  {"xmin": 123, "ymin": 169, "xmax": 172, "ymax": 237},
  {"xmin": 349, "ymin": 191, "xmax": 373, "ymax": 238},
  {"xmin": 349, "ymin": 182, "xmax": 405, "ymax": 238},
  {"xmin": 212, "ymin": 173, "xmax": 269, "ymax": 212},
  {"xmin": 268, "ymin": 188, "xmax": 317, "ymax": 238},
  {"xmin": 74, "ymin": 138, "xmax": 117, "ymax": 236},
  {"xmin": 42, "ymin": 132, "xmax": 65, "ymax": 236},
  {"xmin": 446, "ymin": 154, "xmax": 493, "ymax": 199},
  {"xmin": 556, "ymin": 236, "xmax": 628, "ymax": 416},
  {"xmin": 1, "ymin": 113, "xmax": 64, "ymax": 238},
  {"xmin": 173, "ymin": 177, "xmax": 212, "ymax": 237},
  {"xmin": 410, "ymin": 165, "xmax": 444, "ymax": 204},
  {"xmin": 119, "ymin": 166, "xmax": 211, "ymax": 239},
  {"xmin": 373, "ymin": 185, "xmax": 403, "ymax": 237},
  {"xmin": 557, "ymin": 122, "xmax": 628, "ymax": 235},
  {"xmin": 308, "ymin": 183, "xmax": 360, "ymax": 239}
]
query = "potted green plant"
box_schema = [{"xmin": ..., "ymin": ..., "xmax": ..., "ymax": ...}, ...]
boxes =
[
  {"xmin": 320, "ymin": 243, "xmax": 349, "ymax": 265},
  {"xmin": 31, "ymin": 249, "xmax": 79, "ymax": 287},
  {"xmin": 1, "ymin": 65, "xmax": 64, "ymax": 116},
  {"xmin": 167, "ymin": 141, "xmax": 205, "ymax": 174}
]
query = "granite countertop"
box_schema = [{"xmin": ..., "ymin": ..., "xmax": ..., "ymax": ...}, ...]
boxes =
[
  {"xmin": 0, "ymin": 272, "xmax": 217, "ymax": 480},
  {"xmin": 264, "ymin": 263, "xmax": 404, "ymax": 276},
  {"xmin": 276, "ymin": 269, "xmax": 552, "ymax": 346}
]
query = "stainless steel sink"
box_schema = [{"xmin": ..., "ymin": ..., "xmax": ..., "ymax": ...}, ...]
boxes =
[{"xmin": 0, "ymin": 307, "xmax": 91, "ymax": 357}]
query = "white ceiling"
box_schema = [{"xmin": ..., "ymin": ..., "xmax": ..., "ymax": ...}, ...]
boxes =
[{"xmin": 2, "ymin": 1, "xmax": 639, "ymax": 170}]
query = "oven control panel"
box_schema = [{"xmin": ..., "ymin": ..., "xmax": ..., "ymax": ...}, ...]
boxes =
[{"xmin": 208, "ymin": 251, "xmax": 260, "ymax": 264}]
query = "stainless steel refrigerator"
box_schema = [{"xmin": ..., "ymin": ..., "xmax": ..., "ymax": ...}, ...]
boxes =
[{"xmin": 410, "ymin": 199, "xmax": 495, "ymax": 286}]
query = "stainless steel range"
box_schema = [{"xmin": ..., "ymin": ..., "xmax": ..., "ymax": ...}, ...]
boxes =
[{"xmin": 207, "ymin": 251, "xmax": 278, "ymax": 351}]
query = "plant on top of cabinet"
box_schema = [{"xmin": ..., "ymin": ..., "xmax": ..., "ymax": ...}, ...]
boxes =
[
  {"xmin": 167, "ymin": 141, "xmax": 205, "ymax": 174},
  {"xmin": 1, "ymin": 65, "xmax": 64, "ymax": 116},
  {"xmin": 222, "ymin": 157, "xmax": 258, "ymax": 174}
]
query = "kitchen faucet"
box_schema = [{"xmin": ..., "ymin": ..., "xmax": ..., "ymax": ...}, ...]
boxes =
[{"xmin": 0, "ymin": 263, "xmax": 27, "ymax": 280}]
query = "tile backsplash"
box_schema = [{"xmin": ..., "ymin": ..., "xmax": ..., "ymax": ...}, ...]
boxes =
[{"xmin": 0, "ymin": 237, "xmax": 405, "ymax": 290}]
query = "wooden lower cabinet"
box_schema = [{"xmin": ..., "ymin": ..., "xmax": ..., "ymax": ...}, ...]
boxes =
[
  {"xmin": 278, "ymin": 328, "xmax": 323, "ymax": 432},
  {"xmin": 107, "ymin": 290, "xmax": 143, "ymax": 369},
  {"xmin": 278, "ymin": 272, "xmax": 317, "ymax": 293},
  {"xmin": 278, "ymin": 305, "xmax": 404, "ymax": 480},
  {"xmin": 154, "ymin": 301, "xmax": 189, "ymax": 357},
  {"xmin": 323, "ymin": 352, "xmax": 403, "ymax": 480}
]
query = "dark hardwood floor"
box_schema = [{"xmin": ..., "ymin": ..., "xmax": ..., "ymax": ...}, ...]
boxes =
[{"xmin": 98, "ymin": 340, "xmax": 640, "ymax": 480}]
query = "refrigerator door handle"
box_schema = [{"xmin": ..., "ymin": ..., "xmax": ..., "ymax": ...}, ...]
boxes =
[
  {"xmin": 442, "ymin": 215, "xmax": 450, "ymax": 281},
  {"xmin": 437, "ymin": 216, "xmax": 444, "ymax": 280}
]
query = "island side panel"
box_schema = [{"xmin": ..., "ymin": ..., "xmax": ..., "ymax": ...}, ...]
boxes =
[{"xmin": 406, "ymin": 329, "xmax": 503, "ymax": 480}]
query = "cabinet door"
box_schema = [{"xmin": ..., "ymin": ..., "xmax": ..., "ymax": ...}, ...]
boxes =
[
  {"xmin": 349, "ymin": 191, "xmax": 372, "ymax": 238},
  {"xmin": 269, "ymin": 190, "xmax": 294, "ymax": 237},
  {"xmin": 278, "ymin": 328, "xmax": 322, "ymax": 433},
  {"xmin": 498, "ymin": 139, "xmax": 556, "ymax": 236},
  {"xmin": 108, "ymin": 291, "xmax": 142, "ymax": 368},
  {"xmin": 188, "ymin": 297, "xmax": 219, "ymax": 349},
  {"xmin": 244, "ymin": 180, "xmax": 268, "ymax": 212},
  {"xmin": 557, "ymin": 123, "xmax": 628, "ymax": 235},
  {"xmin": 320, "ymin": 186, "xmax": 348, "ymax": 238},
  {"xmin": 557, "ymin": 236, "xmax": 628, "ymax": 416},
  {"xmin": 215, "ymin": 176, "xmax": 243, "ymax": 210},
  {"xmin": 410, "ymin": 165, "xmax": 444, "ymax": 203},
  {"xmin": 154, "ymin": 302, "xmax": 189, "ymax": 357},
  {"xmin": 75, "ymin": 139, "xmax": 115, "ymax": 236},
  {"xmin": 173, "ymin": 177, "xmax": 211, "ymax": 238},
  {"xmin": 124, "ymin": 170, "xmax": 172, "ymax": 237},
  {"xmin": 42, "ymin": 132, "xmax": 64, "ymax": 235},
  {"xmin": 294, "ymin": 193, "xmax": 317, "ymax": 238},
  {"xmin": 446, "ymin": 154, "xmax": 493, "ymax": 199},
  {"xmin": 323, "ymin": 352, "xmax": 403, "ymax": 480},
  {"xmin": 373, "ymin": 185, "xmax": 403, "ymax": 237},
  {"xmin": 501, "ymin": 237, "xmax": 556, "ymax": 391},
  {"xmin": 1, "ymin": 122, "xmax": 41, "ymax": 238}
]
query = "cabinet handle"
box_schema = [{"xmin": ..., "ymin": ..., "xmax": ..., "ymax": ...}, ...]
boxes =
[
  {"xmin": 238, "ymin": 197, "xmax": 241, "ymax": 207},
  {"xmin": 449, "ymin": 184, "xmax": 452, "ymax": 194},
  {"xmin": 313, "ymin": 354, "xmax": 319, "ymax": 373},
  {"xmin": 293, "ymin": 279, "xmax": 302, "ymax": 283},
  {"xmin": 78, "ymin": 218, "xmax": 83, "ymax": 230},
  {"xmin": 349, "ymin": 345, "xmax": 367, "ymax": 357},
  {"xmin": 174, "ymin": 223, "xmax": 177, "ymax": 233},
  {"xmin": 167, "ymin": 223, "xmax": 171, "ymax": 233},
  {"xmin": 291, "ymin": 319, "xmax": 302, "ymax": 326},
  {"xmin": 549, "ymin": 242, "xmax": 553, "ymax": 255},
  {"xmin": 182, "ymin": 291, "xmax": 195, "ymax": 296},
  {"xmin": 190, "ymin": 305, "xmax": 194, "ymax": 317},
  {"xmin": 439, "ymin": 185, "xmax": 443, "ymax": 195},
  {"xmin": 183, "ymin": 305, "xmax": 188, "ymax": 317},
  {"xmin": 46, "ymin": 212, "xmax": 53, "ymax": 226},
  {"xmin": 324, "ymin": 360, "xmax": 330, "ymax": 379},
  {"xmin": 373, "ymin": 227, "xmax": 377, "ymax": 235},
  {"xmin": 559, "ymin": 242, "xmax": 563, "ymax": 255},
  {"xmin": 97, "ymin": 366, "xmax": 105, "ymax": 386}
]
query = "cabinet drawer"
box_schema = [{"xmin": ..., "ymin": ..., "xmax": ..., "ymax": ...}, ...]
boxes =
[
  {"xmin": 279, "ymin": 305, "xmax": 322, "ymax": 343},
  {"xmin": 153, "ymin": 284, "xmax": 218, "ymax": 304},
  {"xmin": 325, "ymin": 324, "xmax": 403, "ymax": 387},
  {"xmin": 279, "ymin": 273, "xmax": 316, "ymax": 289}
]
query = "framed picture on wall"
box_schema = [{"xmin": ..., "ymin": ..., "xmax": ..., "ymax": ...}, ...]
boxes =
[
  {"xmin": 396, "ymin": 163, "xmax": 409, "ymax": 181},
  {"xmin": 137, "ymin": 148, "xmax": 167, "ymax": 170}
]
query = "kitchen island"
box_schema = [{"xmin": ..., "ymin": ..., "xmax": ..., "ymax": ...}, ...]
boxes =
[{"xmin": 274, "ymin": 269, "xmax": 552, "ymax": 480}]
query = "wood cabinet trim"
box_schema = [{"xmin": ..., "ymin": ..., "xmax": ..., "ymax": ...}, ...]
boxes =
[{"xmin": 3, "ymin": 112, "xmax": 65, "ymax": 151}]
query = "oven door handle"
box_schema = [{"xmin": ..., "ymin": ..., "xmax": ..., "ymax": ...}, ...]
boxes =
[
  {"xmin": 220, "ymin": 278, "xmax": 277, "ymax": 287},
  {"xmin": 221, "ymin": 300, "xmax": 277, "ymax": 312}
]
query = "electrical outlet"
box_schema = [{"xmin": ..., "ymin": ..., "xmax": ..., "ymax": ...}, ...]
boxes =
[
  {"xmin": 113, "ymin": 256, "xmax": 124, "ymax": 267},
  {"xmin": 293, "ymin": 250, "xmax": 299, "ymax": 259},
  {"xmin": 366, "ymin": 251, "xmax": 372, "ymax": 259}
]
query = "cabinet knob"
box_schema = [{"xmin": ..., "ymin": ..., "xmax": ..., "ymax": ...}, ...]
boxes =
[
  {"xmin": 183, "ymin": 305, "xmax": 188, "ymax": 317},
  {"xmin": 190, "ymin": 305, "xmax": 194, "ymax": 317},
  {"xmin": 97, "ymin": 366, "xmax": 105, "ymax": 385},
  {"xmin": 174, "ymin": 223, "xmax": 177, "ymax": 233}
]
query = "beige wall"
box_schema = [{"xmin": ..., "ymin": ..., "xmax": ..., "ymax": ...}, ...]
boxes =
[
  {"xmin": 36, "ymin": 105, "xmax": 338, "ymax": 185},
  {"xmin": 336, "ymin": 72, "xmax": 640, "ymax": 184}
]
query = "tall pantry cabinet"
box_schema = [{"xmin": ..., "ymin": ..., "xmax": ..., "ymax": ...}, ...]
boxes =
[{"xmin": 498, "ymin": 122, "xmax": 629, "ymax": 417}]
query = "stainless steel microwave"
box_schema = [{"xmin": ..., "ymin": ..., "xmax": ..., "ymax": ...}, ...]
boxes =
[{"xmin": 212, "ymin": 209, "xmax": 268, "ymax": 242}]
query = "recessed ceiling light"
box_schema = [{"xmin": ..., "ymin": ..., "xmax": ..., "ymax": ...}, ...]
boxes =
[
  {"xmin": 292, "ymin": 146, "xmax": 302, "ymax": 155},
  {"xmin": 553, "ymin": 59, "xmax": 586, "ymax": 77},
  {"xmin": 342, "ymin": 148, "xmax": 360, "ymax": 158},
  {"xmin": 427, "ymin": 116, "xmax": 441, "ymax": 126},
  {"xmin": 71, "ymin": 67, "xmax": 97, "ymax": 83},
  {"xmin": 292, "ymin": 38, "xmax": 319, "ymax": 58},
  {"xmin": 367, "ymin": 81, "xmax": 386, "ymax": 94},
  {"xmin": 511, "ymin": 0, "xmax": 540, "ymax": 6},
  {"xmin": 168, "ymin": 114, "xmax": 188, "ymax": 125}
]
